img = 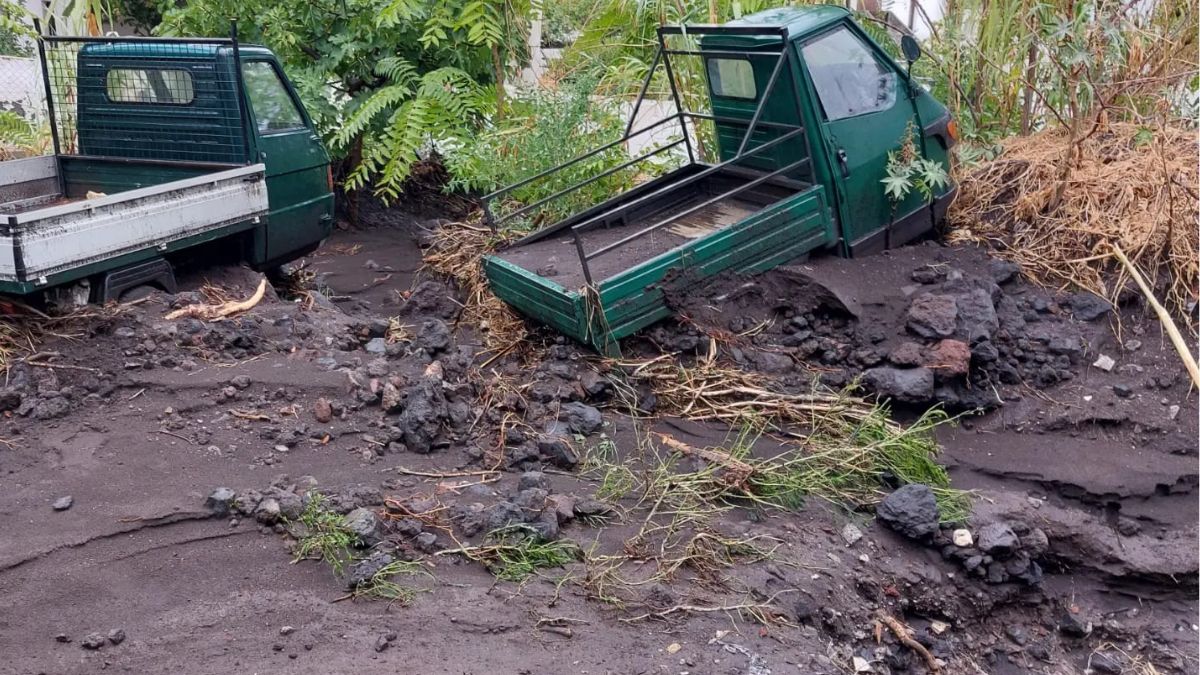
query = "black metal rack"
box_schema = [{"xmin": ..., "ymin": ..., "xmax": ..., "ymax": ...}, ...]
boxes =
[
  {"xmin": 482, "ymin": 23, "xmax": 813, "ymax": 287},
  {"xmin": 32, "ymin": 21, "xmax": 255, "ymax": 165}
]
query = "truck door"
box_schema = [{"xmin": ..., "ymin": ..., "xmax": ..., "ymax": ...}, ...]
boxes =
[
  {"xmin": 798, "ymin": 24, "xmax": 924, "ymax": 255},
  {"xmin": 240, "ymin": 59, "xmax": 334, "ymax": 264}
]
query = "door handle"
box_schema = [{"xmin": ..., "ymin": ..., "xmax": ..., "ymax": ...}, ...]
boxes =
[{"xmin": 835, "ymin": 148, "xmax": 849, "ymax": 178}]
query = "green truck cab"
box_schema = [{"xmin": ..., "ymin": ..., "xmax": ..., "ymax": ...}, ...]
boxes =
[
  {"xmin": 483, "ymin": 6, "xmax": 957, "ymax": 353},
  {"xmin": 0, "ymin": 33, "xmax": 332, "ymax": 300}
]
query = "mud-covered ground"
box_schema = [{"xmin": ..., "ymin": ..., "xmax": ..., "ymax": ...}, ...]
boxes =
[{"xmin": 0, "ymin": 198, "xmax": 1195, "ymax": 675}]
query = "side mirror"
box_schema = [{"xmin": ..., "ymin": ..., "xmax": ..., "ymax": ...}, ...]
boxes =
[{"xmin": 900, "ymin": 35, "xmax": 922, "ymax": 64}]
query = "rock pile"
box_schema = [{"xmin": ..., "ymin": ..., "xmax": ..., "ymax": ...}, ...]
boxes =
[{"xmin": 876, "ymin": 484, "xmax": 1046, "ymax": 586}]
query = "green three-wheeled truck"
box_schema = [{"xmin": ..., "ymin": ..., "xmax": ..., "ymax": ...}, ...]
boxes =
[
  {"xmin": 0, "ymin": 26, "xmax": 333, "ymax": 301},
  {"xmin": 483, "ymin": 6, "xmax": 958, "ymax": 354}
]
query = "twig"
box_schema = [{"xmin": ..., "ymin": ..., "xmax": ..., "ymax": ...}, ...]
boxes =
[
  {"xmin": 156, "ymin": 429, "xmax": 194, "ymax": 445},
  {"xmin": 876, "ymin": 611, "xmax": 941, "ymax": 673},
  {"xmin": 1110, "ymin": 243, "xmax": 1199, "ymax": 388},
  {"xmin": 22, "ymin": 360, "xmax": 100, "ymax": 373},
  {"xmin": 165, "ymin": 278, "xmax": 267, "ymax": 321},
  {"xmin": 386, "ymin": 466, "xmax": 501, "ymax": 479}
]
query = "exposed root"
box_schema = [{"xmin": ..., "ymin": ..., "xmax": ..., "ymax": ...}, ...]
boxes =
[
  {"xmin": 876, "ymin": 611, "xmax": 942, "ymax": 673},
  {"xmin": 165, "ymin": 278, "xmax": 267, "ymax": 321}
]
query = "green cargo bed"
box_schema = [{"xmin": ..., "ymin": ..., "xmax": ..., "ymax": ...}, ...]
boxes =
[{"xmin": 483, "ymin": 165, "xmax": 834, "ymax": 354}]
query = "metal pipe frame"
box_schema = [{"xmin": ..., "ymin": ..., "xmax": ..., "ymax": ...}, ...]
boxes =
[
  {"xmin": 40, "ymin": 35, "xmax": 238, "ymax": 44},
  {"xmin": 736, "ymin": 51, "xmax": 788, "ymax": 155},
  {"xmin": 662, "ymin": 48, "xmax": 783, "ymax": 58},
  {"xmin": 658, "ymin": 25, "xmax": 789, "ymax": 36},
  {"xmin": 488, "ymin": 138, "xmax": 684, "ymax": 227},
  {"xmin": 680, "ymin": 111, "xmax": 800, "ymax": 131}
]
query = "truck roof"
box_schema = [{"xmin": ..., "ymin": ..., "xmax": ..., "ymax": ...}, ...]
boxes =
[
  {"xmin": 78, "ymin": 42, "xmax": 274, "ymax": 60},
  {"xmin": 698, "ymin": 6, "xmax": 848, "ymax": 47}
]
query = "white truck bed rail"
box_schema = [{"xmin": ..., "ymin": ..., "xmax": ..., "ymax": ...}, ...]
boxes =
[{"xmin": 0, "ymin": 159, "xmax": 268, "ymax": 284}]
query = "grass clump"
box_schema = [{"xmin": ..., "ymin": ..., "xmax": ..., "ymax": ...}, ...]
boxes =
[
  {"xmin": 450, "ymin": 525, "xmax": 582, "ymax": 582},
  {"xmin": 290, "ymin": 492, "xmax": 356, "ymax": 575},
  {"xmin": 353, "ymin": 560, "xmax": 430, "ymax": 604}
]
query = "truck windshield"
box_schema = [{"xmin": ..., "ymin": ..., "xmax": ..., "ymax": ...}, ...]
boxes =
[{"xmin": 801, "ymin": 27, "xmax": 896, "ymax": 120}]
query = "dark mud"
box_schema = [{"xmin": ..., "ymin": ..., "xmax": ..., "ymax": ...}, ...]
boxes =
[{"xmin": 0, "ymin": 200, "xmax": 1194, "ymax": 674}]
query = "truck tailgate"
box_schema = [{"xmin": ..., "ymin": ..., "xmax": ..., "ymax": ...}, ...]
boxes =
[{"xmin": 0, "ymin": 162, "xmax": 267, "ymax": 284}]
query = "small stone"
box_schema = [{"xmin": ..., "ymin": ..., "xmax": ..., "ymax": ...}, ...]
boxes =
[
  {"xmin": 1123, "ymin": 339, "xmax": 1142, "ymax": 352},
  {"xmin": 1168, "ymin": 405, "xmax": 1181, "ymax": 420},
  {"xmin": 927, "ymin": 339, "xmax": 971, "ymax": 376},
  {"xmin": 1092, "ymin": 354, "xmax": 1116, "ymax": 372},
  {"xmin": 280, "ymin": 626, "xmax": 296, "ymax": 636},
  {"xmin": 537, "ymin": 435, "xmax": 579, "ymax": 469},
  {"xmin": 1112, "ymin": 383, "xmax": 1133, "ymax": 398},
  {"xmin": 205, "ymin": 487, "xmax": 237, "ymax": 517},
  {"xmin": 977, "ymin": 522, "xmax": 1019, "ymax": 556},
  {"xmin": 559, "ymin": 402, "xmax": 603, "ymax": 436},
  {"xmin": 907, "ymin": 293, "xmax": 958, "ymax": 338},
  {"xmin": 1004, "ymin": 624, "xmax": 1028, "ymax": 645},
  {"xmin": 952, "ymin": 529, "xmax": 973, "ymax": 547},
  {"xmin": 852, "ymin": 655, "xmax": 872, "ymax": 672},
  {"xmin": 342, "ymin": 508, "xmax": 382, "ymax": 546},
  {"xmin": 106, "ymin": 629, "xmax": 125, "ymax": 646},
  {"xmin": 840, "ymin": 523, "xmax": 863, "ymax": 546},
  {"xmin": 1058, "ymin": 609, "xmax": 1093, "ymax": 638},
  {"xmin": 313, "ymin": 398, "xmax": 333, "ymax": 423},
  {"xmin": 364, "ymin": 338, "xmax": 387, "ymax": 355},
  {"xmin": 254, "ymin": 498, "xmax": 282, "ymax": 524},
  {"xmin": 373, "ymin": 635, "xmax": 390, "ymax": 652},
  {"xmin": 518, "ymin": 471, "xmax": 550, "ymax": 491},
  {"xmin": 54, "ymin": 633, "xmax": 71, "ymax": 643},
  {"xmin": 876, "ymin": 484, "xmax": 940, "ymax": 540},
  {"xmin": 80, "ymin": 633, "xmax": 107, "ymax": 650},
  {"xmin": 414, "ymin": 531, "xmax": 440, "ymax": 552},
  {"xmin": 52, "ymin": 496, "xmax": 73, "ymax": 511}
]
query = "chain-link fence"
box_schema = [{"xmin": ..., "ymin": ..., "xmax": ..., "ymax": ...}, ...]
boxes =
[{"xmin": 0, "ymin": 37, "xmax": 50, "ymax": 158}]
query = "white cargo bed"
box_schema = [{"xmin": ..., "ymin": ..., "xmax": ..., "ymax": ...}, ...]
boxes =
[{"xmin": 0, "ymin": 156, "xmax": 268, "ymax": 284}]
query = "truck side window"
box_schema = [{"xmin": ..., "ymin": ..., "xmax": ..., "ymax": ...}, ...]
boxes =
[
  {"xmin": 241, "ymin": 61, "xmax": 306, "ymax": 134},
  {"xmin": 706, "ymin": 58, "xmax": 757, "ymax": 100},
  {"xmin": 106, "ymin": 68, "xmax": 194, "ymax": 104},
  {"xmin": 801, "ymin": 27, "xmax": 896, "ymax": 120}
]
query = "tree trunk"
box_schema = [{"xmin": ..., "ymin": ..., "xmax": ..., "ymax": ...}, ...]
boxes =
[
  {"xmin": 1019, "ymin": 43, "xmax": 1038, "ymax": 135},
  {"xmin": 347, "ymin": 135, "xmax": 363, "ymax": 228},
  {"xmin": 491, "ymin": 44, "xmax": 506, "ymax": 123}
]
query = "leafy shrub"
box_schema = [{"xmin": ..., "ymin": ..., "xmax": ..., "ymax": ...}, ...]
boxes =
[{"xmin": 445, "ymin": 76, "xmax": 659, "ymax": 231}]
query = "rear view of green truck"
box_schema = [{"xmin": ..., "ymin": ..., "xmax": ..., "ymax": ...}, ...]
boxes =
[
  {"xmin": 482, "ymin": 6, "xmax": 957, "ymax": 354},
  {"xmin": 0, "ymin": 28, "xmax": 333, "ymax": 301}
]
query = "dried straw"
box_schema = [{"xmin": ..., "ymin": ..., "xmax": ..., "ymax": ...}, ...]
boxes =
[
  {"xmin": 422, "ymin": 220, "xmax": 528, "ymax": 354},
  {"xmin": 948, "ymin": 122, "xmax": 1198, "ymax": 326}
]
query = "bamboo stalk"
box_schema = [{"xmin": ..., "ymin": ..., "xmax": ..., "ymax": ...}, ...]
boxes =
[{"xmin": 1110, "ymin": 244, "xmax": 1200, "ymax": 388}]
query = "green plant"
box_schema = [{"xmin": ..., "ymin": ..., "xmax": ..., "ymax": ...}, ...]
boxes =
[
  {"xmin": 882, "ymin": 122, "xmax": 950, "ymax": 204},
  {"xmin": 444, "ymin": 75, "xmax": 654, "ymax": 231},
  {"xmin": 157, "ymin": 0, "xmax": 532, "ymax": 201},
  {"xmin": 453, "ymin": 525, "xmax": 582, "ymax": 581},
  {"xmin": 290, "ymin": 492, "xmax": 357, "ymax": 575},
  {"xmin": 352, "ymin": 560, "xmax": 430, "ymax": 603},
  {"xmin": 0, "ymin": 0, "xmax": 32, "ymax": 56},
  {"xmin": 0, "ymin": 110, "xmax": 51, "ymax": 159}
]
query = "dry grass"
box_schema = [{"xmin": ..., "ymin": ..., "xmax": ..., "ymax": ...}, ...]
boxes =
[
  {"xmin": 422, "ymin": 219, "xmax": 529, "ymax": 354},
  {"xmin": 613, "ymin": 346, "xmax": 885, "ymax": 428},
  {"xmin": 948, "ymin": 123, "xmax": 1198, "ymax": 326}
]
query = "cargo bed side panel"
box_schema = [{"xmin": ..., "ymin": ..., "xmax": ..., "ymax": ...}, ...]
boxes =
[
  {"xmin": 597, "ymin": 185, "xmax": 832, "ymax": 342},
  {"xmin": 483, "ymin": 256, "xmax": 586, "ymax": 339},
  {"xmin": 2, "ymin": 164, "xmax": 266, "ymax": 282}
]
